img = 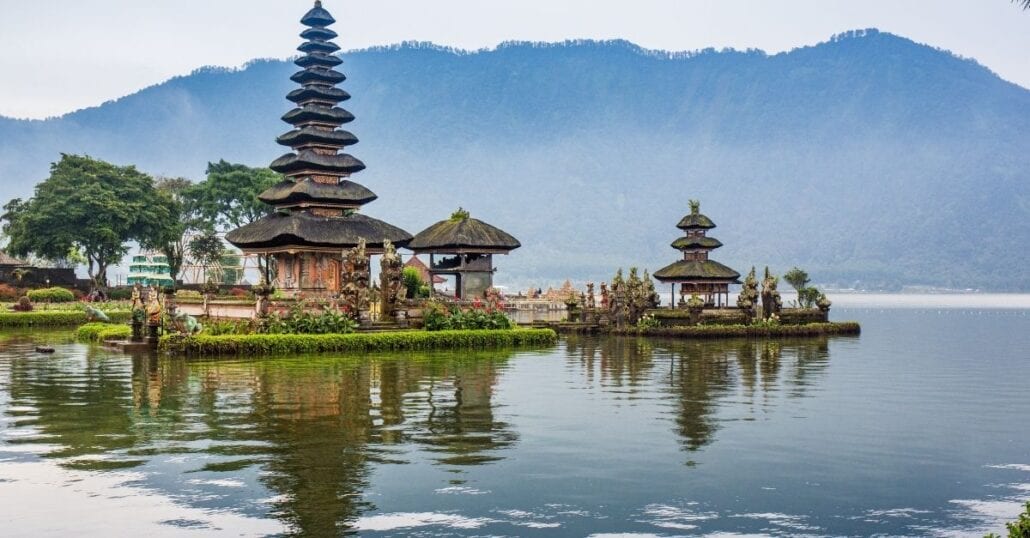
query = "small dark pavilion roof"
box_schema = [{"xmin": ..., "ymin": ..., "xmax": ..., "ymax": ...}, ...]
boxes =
[{"xmin": 408, "ymin": 209, "xmax": 521, "ymax": 253}]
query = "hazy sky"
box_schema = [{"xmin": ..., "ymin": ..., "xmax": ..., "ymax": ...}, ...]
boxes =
[{"xmin": 1, "ymin": 0, "xmax": 1027, "ymax": 119}]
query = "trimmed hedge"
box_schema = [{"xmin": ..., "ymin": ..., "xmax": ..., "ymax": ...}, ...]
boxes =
[
  {"xmin": 613, "ymin": 322, "xmax": 861, "ymax": 339},
  {"xmin": 161, "ymin": 328, "xmax": 558, "ymax": 356},
  {"xmin": 26, "ymin": 287, "xmax": 76, "ymax": 303},
  {"xmin": 76, "ymin": 323, "xmax": 132, "ymax": 343},
  {"xmin": 0, "ymin": 311, "xmax": 132, "ymax": 327}
]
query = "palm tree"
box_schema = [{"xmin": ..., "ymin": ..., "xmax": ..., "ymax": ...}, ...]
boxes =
[{"xmin": 1017, "ymin": 0, "xmax": 1030, "ymax": 9}]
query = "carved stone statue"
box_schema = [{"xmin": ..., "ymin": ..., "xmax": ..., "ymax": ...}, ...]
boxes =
[
  {"xmin": 737, "ymin": 266, "xmax": 760, "ymax": 321},
  {"xmin": 585, "ymin": 282, "xmax": 596, "ymax": 309},
  {"xmin": 84, "ymin": 305, "xmax": 110, "ymax": 323},
  {"xmin": 600, "ymin": 282, "xmax": 610, "ymax": 310},
  {"xmin": 379, "ymin": 240, "xmax": 404, "ymax": 319},
  {"xmin": 130, "ymin": 283, "xmax": 143, "ymax": 312},
  {"xmin": 340, "ymin": 239, "xmax": 370, "ymax": 316},
  {"xmin": 146, "ymin": 287, "xmax": 163, "ymax": 325},
  {"xmin": 761, "ymin": 267, "xmax": 783, "ymax": 320},
  {"xmin": 169, "ymin": 305, "xmax": 203, "ymax": 335}
]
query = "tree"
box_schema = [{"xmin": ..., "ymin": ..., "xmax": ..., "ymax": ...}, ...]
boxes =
[
  {"xmin": 193, "ymin": 160, "xmax": 279, "ymax": 232},
  {"xmin": 402, "ymin": 267, "xmax": 426, "ymax": 299},
  {"xmin": 150, "ymin": 177, "xmax": 203, "ymax": 283},
  {"xmin": 1016, "ymin": 0, "xmax": 1030, "ymax": 10},
  {"xmin": 189, "ymin": 231, "xmax": 225, "ymax": 285},
  {"xmin": 1, "ymin": 154, "xmax": 171, "ymax": 291},
  {"xmin": 783, "ymin": 267, "xmax": 811, "ymax": 294}
]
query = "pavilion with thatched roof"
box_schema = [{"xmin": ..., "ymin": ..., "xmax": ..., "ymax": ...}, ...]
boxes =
[
  {"xmin": 408, "ymin": 209, "xmax": 520, "ymax": 299},
  {"xmin": 653, "ymin": 200, "xmax": 741, "ymax": 307},
  {"xmin": 226, "ymin": 1, "xmax": 411, "ymax": 294}
]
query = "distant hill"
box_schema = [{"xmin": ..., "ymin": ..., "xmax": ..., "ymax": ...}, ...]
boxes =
[{"xmin": 2, "ymin": 29, "xmax": 1028, "ymax": 290}]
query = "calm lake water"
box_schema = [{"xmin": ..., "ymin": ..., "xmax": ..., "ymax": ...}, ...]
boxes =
[{"xmin": 1, "ymin": 301, "xmax": 1028, "ymax": 537}]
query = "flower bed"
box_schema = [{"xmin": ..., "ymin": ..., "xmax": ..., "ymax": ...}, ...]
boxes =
[
  {"xmin": 613, "ymin": 322, "xmax": 860, "ymax": 339},
  {"xmin": 160, "ymin": 328, "xmax": 558, "ymax": 356},
  {"xmin": 76, "ymin": 323, "xmax": 132, "ymax": 342},
  {"xmin": 0, "ymin": 311, "xmax": 132, "ymax": 327}
]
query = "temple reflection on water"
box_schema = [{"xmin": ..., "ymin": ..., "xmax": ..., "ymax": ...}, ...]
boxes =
[{"xmin": 0, "ymin": 334, "xmax": 835, "ymax": 534}]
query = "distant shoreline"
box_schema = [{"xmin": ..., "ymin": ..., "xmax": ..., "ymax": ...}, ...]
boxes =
[{"xmin": 810, "ymin": 292, "xmax": 1030, "ymax": 310}]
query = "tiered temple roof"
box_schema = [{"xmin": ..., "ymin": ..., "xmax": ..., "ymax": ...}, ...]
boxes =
[
  {"xmin": 227, "ymin": 1, "xmax": 410, "ymax": 253},
  {"xmin": 654, "ymin": 202, "xmax": 740, "ymax": 283}
]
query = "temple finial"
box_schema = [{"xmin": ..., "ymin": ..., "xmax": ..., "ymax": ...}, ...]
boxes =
[{"xmin": 314, "ymin": 0, "xmax": 322, "ymax": 6}]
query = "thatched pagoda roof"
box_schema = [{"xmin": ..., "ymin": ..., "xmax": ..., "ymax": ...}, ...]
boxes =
[
  {"xmin": 677, "ymin": 200, "xmax": 717, "ymax": 230},
  {"xmin": 671, "ymin": 236, "xmax": 723, "ymax": 250},
  {"xmin": 276, "ymin": 126, "xmax": 357, "ymax": 148},
  {"xmin": 408, "ymin": 211, "xmax": 521, "ymax": 253},
  {"xmin": 676, "ymin": 213, "xmax": 716, "ymax": 230},
  {"xmin": 270, "ymin": 150, "xmax": 365, "ymax": 175},
  {"xmin": 295, "ymin": 52, "xmax": 343, "ymax": 69},
  {"xmin": 226, "ymin": 211, "xmax": 411, "ymax": 251},
  {"xmin": 282, "ymin": 105, "xmax": 354, "ymax": 126},
  {"xmin": 298, "ymin": 39, "xmax": 340, "ymax": 54},
  {"xmin": 259, "ymin": 179, "xmax": 377, "ymax": 206},
  {"xmin": 301, "ymin": 26, "xmax": 337, "ymax": 41},
  {"xmin": 286, "ymin": 86, "xmax": 349, "ymax": 105},
  {"xmin": 653, "ymin": 260, "xmax": 741, "ymax": 283},
  {"xmin": 301, "ymin": 1, "xmax": 336, "ymax": 27}
]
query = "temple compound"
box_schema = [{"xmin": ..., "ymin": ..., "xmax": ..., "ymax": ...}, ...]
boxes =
[
  {"xmin": 226, "ymin": 1, "xmax": 411, "ymax": 294},
  {"xmin": 408, "ymin": 209, "xmax": 521, "ymax": 300},
  {"xmin": 654, "ymin": 201, "xmax": 740, "ymax": 307}
]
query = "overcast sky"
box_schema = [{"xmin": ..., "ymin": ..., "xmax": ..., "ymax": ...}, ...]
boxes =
[{"xmin": 1, "ymin": 0, "xmax": 1027, "ymax": 119}]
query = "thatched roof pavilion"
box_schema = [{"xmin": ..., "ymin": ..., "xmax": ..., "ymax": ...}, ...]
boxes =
[
  {"xmin": 654, "ymin": 201, "xmax": 740, "ymax": 307},
  {"xmin": 409, "ymin": 209, "xmax": 520, "ymax": 299},
  {"xmin": 226, "ymin": 1, "xmax": 411, "ymax": 293}
]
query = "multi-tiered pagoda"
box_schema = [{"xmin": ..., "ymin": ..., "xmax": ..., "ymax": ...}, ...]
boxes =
[
  {"xmin": 227, "ymin": 1, "xmax": 411, "ymax": 294},
  {"xmin": 653, "ymin": 201, "xmax": 740, "ymax": 307}
]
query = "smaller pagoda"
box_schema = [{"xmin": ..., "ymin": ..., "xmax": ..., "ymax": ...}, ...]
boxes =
[
  {"xmin": 408, "ymin": 209, "xmax": 521, "ymax": 299},
  {"xmin": 653, "ymin": 200, "xmax": 740, "ymax": 307}
]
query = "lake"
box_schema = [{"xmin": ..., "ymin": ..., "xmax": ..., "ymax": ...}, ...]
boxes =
[{"xmin": 1, "ymin": 300, "xmax": 1028, "ymax": 536}]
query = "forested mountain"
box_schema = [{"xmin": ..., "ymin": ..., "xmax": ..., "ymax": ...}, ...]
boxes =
[{"xmin": 2, "ymin": 29, "xmax": 1028, "ymax": 289}]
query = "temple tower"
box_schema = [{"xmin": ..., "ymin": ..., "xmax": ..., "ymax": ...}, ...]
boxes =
[
  {"xmin": 227, "ymin": 1, "xmax": 411, "ymax": 294},
  {"xmin": 653, "ymin": 201, "xmax": 740, "ymax": 307}
]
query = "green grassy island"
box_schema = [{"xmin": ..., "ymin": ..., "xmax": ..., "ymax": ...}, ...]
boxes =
[{"xmin": 160, "ymin": 328, "xmax": 558, "ymax": 356}]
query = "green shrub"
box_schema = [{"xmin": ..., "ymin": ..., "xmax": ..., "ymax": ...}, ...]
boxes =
[
  {"xmin": 615, "ymin": 321, "xmax": 861, "ymax": 339},
  {"xmin": 13, "ymin": 297, "xmax": 33, "ymax": 312},
  {"xmin": 423, "ymin": 302, "xmax": 513, "ymax": 331},
  {"xmin": 175, "ymin": 289, "xmax": 203, "ymax": 300},
  {"xmin": 258, "ymin": 302, "xmax": 358, "ymax": 334},
  {"xmin": 161, "ymin": 328, "xmax": 557, "ymax": 356},
  {"xmin": 106, "ymin": 287, "xmax": 134, "ymax": 301},
  {"xmin": 205, "ymin": 319, "xmax": 255, "ymax": 335},
  {"xmin": 26, "ymin": 287, "xmax": 76, "ymax": 303},
  {"xmin": 0, "ymin": 311, "xmax": 132, "ymax": 327},
  {"xmin": 76, "ymin": 323, "xmax": 131, "ymax": 342},
  {"xmin": 986, "ymin": 502, "xmax": 1030, "ymax": 538}
]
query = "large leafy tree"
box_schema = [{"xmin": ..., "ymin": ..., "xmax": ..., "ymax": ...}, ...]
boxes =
[
  {"xmin": 150, "ymin": 177, "xmax": 204, "ymax": 283},
  {"xmin": 189, "ymin": 230, "xmax": 226, "ymax": 285},
  {"xmin": 1, "ymin": 154, "xmax": 172, "ymax": 290},
  {"xmin": 193, "ymin": 160, "xmax": 279, "ymax": 232}
]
